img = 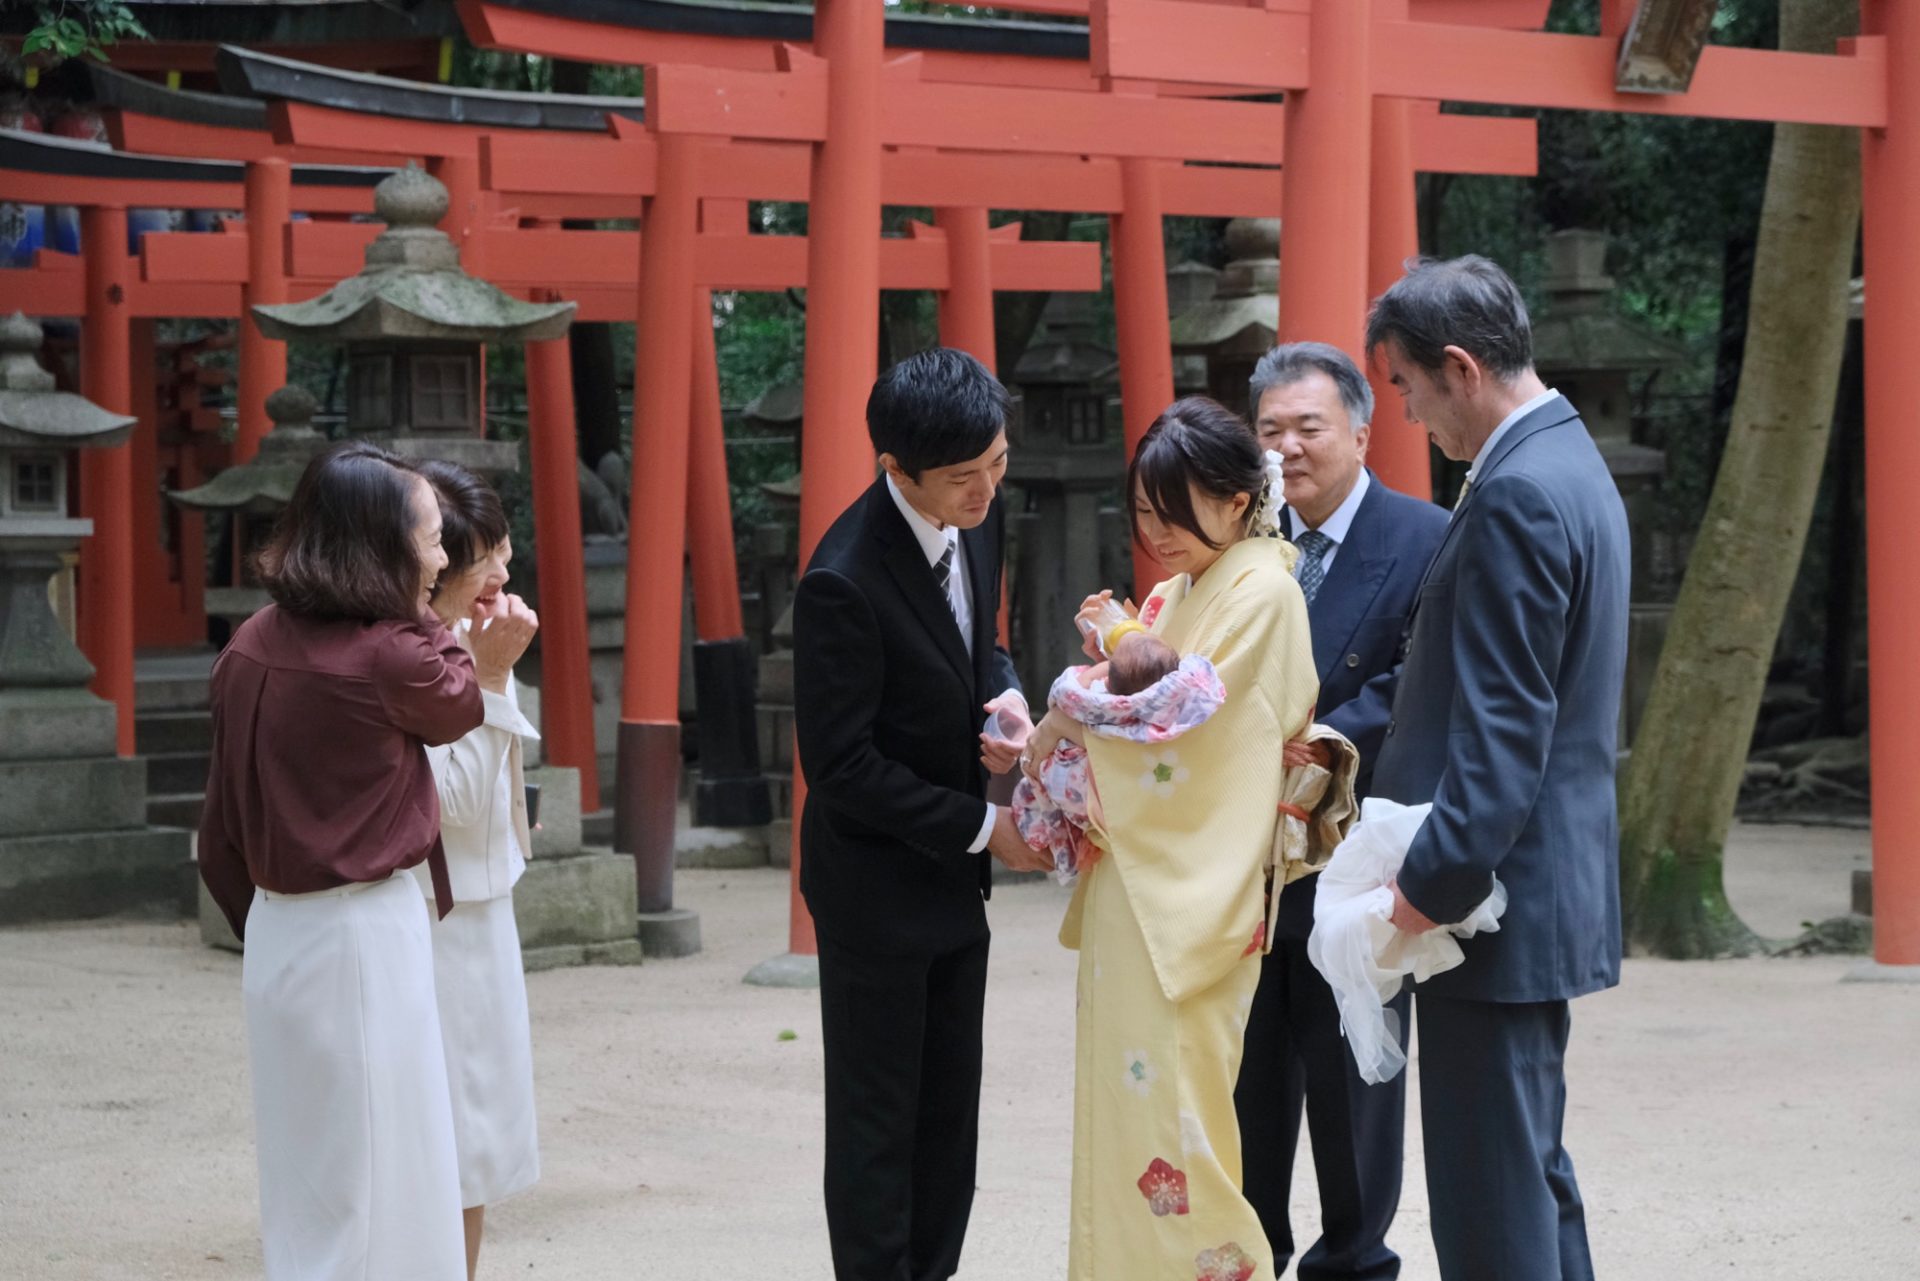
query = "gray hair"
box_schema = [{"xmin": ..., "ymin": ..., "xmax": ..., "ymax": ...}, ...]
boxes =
[
  {"xmin": 1248, "ymin": 341, "xmax": 1374, "ymax": 432},
  {"xmin": 1364, "ymin": 254, "xmax": 1534, "ymax": 380}
]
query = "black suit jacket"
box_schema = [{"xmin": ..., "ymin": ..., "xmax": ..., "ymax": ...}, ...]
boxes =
[
  {"xmin": 1275, "ymin": 470, "xmax": 1448, "ymax": 938},
  {"xmin": 793, "ymin": 478, "xmax": 1021, "ymax": 956}
]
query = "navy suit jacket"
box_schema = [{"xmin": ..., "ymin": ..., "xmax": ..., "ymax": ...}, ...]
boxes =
[
  {"xmin": 1372, "ymin": 394, "xmax": 1630, "ymax": 1003},
  {"xmin": 793, "ymin": 479, "xmax": 1021, "ymax": 957},
  {"xmin": 1274, "ymin": 472, "xmax": 1448, "ymax": 939}
]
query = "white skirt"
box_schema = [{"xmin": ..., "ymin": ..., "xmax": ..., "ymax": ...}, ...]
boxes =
[
  {"xmin": 431, "ymin": 894, "xmax": 539, "ymax": 1208},
  {"xmin": 242, "ymin": 874, "xmax": 465, "ymax": 1281}
]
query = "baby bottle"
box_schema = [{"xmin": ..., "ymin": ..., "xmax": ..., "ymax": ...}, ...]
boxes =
[{"xmin": 1078, "ymin": 594, "xmax": 1141, "ymax": 656}]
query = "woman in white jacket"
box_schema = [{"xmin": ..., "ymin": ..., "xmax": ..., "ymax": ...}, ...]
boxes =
[{"xmin": 418, "ymin": 460, "xmax": 541, "ymax": 1281}]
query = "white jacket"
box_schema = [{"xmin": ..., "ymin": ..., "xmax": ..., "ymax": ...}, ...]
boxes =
[{"xmin": 414, "ymin": 661, "xmax": 539, "ymax": 905}]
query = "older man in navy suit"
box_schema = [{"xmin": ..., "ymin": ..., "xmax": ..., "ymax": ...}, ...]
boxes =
[
  {"xmin": 1369, "ymin": 256, "xmax": 1629, "ymax": 1281},
  {"xmin": 1234, "ymin": 343, "xmax": 1447, "ymax": 1280}
]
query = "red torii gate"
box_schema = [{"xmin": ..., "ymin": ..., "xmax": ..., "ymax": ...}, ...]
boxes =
[
  {"xmin": 561, "ymin": 12, "xmax": 1543, "ymax": 965},
  {"xmin": 1080, "ymin": 0, "xmax": 1913, "ymax": 967},
  {"xmin": 79, "ymin": 58, "xmax": 1105, "ymax": 839}
]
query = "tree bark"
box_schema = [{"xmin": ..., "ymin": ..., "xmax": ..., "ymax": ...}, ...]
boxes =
[{"xmin": 1617, "ymin": 0, "xmax": 1860, "ymax": 957}]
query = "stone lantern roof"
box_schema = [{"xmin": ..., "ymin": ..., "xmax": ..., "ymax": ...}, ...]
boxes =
[
  {"xmin": 1532, "ymin": 229, "xmax": 1689, "ymax": 375},
  {"xmin": 0, "ymin": 313, "xmax": 134, "ymax": 449},
  {"xmin": 1169, "ymin": 218, "xmax": 1279, "ymax": 353},
  {"xmin": 251, "ymin": 165, "xmax": 576, "ymax": 345},
  {"xmin": 170, "ymin": 385, "xmax": 325, "ymax": 515}
]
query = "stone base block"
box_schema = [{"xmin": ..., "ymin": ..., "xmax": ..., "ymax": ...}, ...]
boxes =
[
  {"xmin": 0, "ymin": 689, "xmax": 118, "ymax": 761},
  {"xmin": 515, "ymin": 850, "xmax": 638, "ymax": 952},
  {"xmin": 0, "ymin": 827, "xmax": 192, "ymax": 925},
  {"xmin": 525, "ymin": 764, "xmax": 583, "ymax": 857},
  {"xmin": 0, "ymin": 756, "xmax": 149, "ymax": 835},
  {"xmin": 742, "ymin": 950, "xmax": 820, "ymax": 989},
  {"xmin": 522, "ymin": 938, "xmax": 645, "ymax": 972},
  {"xmin": 198, "ymin": 851, "xmax": 643, "ymax": 968},
  {"xmin": 1841, "ymin": 961, "xmax": 1920, "ymax": 984},
  {"xmin": 637, "ymin": 907, "xmax": 701, "ymax": 958},
  {"xmin": 676, "ymin": 821, "xmax": 771, "ymax": 869}
]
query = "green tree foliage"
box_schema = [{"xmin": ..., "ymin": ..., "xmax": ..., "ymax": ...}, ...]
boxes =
[{"xmin": 20, "ymin": 0, "xmax": 146, "ymax": 62}]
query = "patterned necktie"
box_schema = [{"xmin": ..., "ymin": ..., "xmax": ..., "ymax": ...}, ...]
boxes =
[
  {"xmin": 934, "ymin": 539, "xmax": 962, "ymax": 625},
  {"xmin": 1454, "ymin": 475, "xmax": 1473, "ymax": 512},
  {"xmin": 1294, "ymin": 529, "xmax": 1333, "ymax": 605}
]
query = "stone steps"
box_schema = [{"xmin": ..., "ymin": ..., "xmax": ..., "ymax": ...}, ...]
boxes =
[
  {"xmin": 144, "ymin": 751, "xmax": 211, "ymax": 796},
  {"xmin": 147, "ymin": 792, "xmax": 204, "ymax": 830},
  {"xmin": 134, "ymin": 709, "xmax": 213, "ymax": 756}
]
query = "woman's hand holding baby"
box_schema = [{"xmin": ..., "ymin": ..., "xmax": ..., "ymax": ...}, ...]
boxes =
[{"xmin": 1020, "ymin": 708, "xmax": 1082, "ymax": 785}]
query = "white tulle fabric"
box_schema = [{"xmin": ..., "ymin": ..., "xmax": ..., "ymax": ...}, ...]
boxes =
[{"xmin": 1306, "ymin": 797, "xmax": 1509, "ymax": 1084}]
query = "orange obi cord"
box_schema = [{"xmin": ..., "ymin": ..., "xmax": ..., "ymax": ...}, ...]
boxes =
[{"xmin": 1276, "ymin": 801, "xmax": 1313, "ymax": 824}]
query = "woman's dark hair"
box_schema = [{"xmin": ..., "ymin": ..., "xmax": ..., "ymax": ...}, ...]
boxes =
[
  {"xmin": 1127, "ymin": 397, "xmax": 1265, "ymax": 553},
  {"xmin": 417, "ymin": 458, "xmax": 509, "ymax": 588},
  {"xmin": 866, "ymin": 347, "xmax": 1009, "ymax": 480},
  {"xmin": 256, "ymin": 440, "xmax": 430, "ymax": 622}
]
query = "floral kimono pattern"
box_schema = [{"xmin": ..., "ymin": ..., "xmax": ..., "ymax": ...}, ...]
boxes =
[
  {"xmin": 1060, "ymin": 537, "xmax": 1318, "ymax": 1281},
  {"xmin": 1012, "ymin": 655, "xmax": 1227, "ymax": 881}
]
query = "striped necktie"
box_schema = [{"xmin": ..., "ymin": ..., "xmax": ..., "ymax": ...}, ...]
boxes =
[
  {"xmin": 1294, "ymin": 530, "xmax": 1332, "ymax": 605},
  {"xmin": 934, "ymin": 539, "xmax": 961, "ymax": 625}
]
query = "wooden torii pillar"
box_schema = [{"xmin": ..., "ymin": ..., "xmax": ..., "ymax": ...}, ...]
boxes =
[{"xmin": 1095, "ymin": 0, "xmax": 1907, "ymax": 966}]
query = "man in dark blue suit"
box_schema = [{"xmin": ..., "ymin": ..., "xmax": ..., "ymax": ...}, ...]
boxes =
[
  {"xmin": 1234, "ymin": 343, "xmax": 1447, "ymax": 1280},
  {"xmin": 1369, "ymin": 256, "xmax": 1629, "ymax": 1281}
]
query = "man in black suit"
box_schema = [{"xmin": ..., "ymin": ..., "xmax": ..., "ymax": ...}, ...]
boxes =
[
  {"xmin": 1235, "ymin": 342, "xmax": 1448, "ymax": 1280},
  {"xmin": 792, "ymin": 348, "xmax": 1052, "ymax": 1281}
]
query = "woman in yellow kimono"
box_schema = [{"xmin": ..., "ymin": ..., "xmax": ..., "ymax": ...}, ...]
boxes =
[{"xmin": 1024, "ymin": 397, "xmax": 1318, "ymax": 1281}]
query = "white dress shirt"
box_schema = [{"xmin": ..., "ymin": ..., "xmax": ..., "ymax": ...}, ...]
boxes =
[
  {"xmin": 886, "ymin": 475, "xmax": 1024, "ymax": 854},
  {"xmin": 1284, "ymin": 466, "xmax": 1371, "ymax": 580},
  {"xmin": 413, "ymin": 620, "xmax": 539, "ymax": 904},
  {"xmin": 1468, "ymin": 387, "xmax": 1560, "ymax": 485}
]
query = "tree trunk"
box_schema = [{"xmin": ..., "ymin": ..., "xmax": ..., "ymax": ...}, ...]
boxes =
[{"xmin": 1617, "ymin": 0, "xmax": 1860, "ymax": 957}]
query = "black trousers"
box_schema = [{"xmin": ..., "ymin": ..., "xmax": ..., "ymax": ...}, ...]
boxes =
[
  {"xmin": 1236, "ymin": 927, "xmax": 1408, "ymax": 1280},
  {"xmin": 817, "ymin": 929, "xmax": 990, "ymax": 1281},
  {"xmin": 1415, "ymin": 993, "xmax": 1594, "ymax": 1281}
]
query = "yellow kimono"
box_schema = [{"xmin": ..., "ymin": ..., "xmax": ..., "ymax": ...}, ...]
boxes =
[{"xmin": 1061, "ymin": 535, "xmax": 1317, "ymax": 1281}]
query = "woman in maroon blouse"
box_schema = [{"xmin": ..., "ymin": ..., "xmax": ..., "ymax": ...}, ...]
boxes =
[{"xmin": 199, "ymin": 440, "xmax": 522, "ymax": 1281}]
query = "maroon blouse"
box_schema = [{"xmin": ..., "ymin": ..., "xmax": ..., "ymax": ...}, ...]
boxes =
[{"xmin": 198, "ymin": 605, "xmax": 483, "ymax": 940}]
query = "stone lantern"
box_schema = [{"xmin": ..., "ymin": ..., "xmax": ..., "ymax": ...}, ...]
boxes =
[
  {"xmin": 1007, "ymin": 292, "xmax": 1132, "ymax": 694},
  {"xmin": 1532, "ymin": 228, "xmax": 1689, "ymax": 743},
  {"xmin": 250, "ymin": 164, "xmax": 574, "ymax": 476},
  {"xmin": 0, "ymin": 312, "xmax": 190, "ymax": 922},
  {"xmin": 1170, "ymin": 218, "xmax": 1279, "ymax": 412},
  {"xmin": 168, "ymin": 383, "xmax": 327, "ymax": 628}
]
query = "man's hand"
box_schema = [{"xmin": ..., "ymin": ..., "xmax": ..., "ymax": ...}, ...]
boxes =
[
  {"xmin": 978, "ymin": 694, "xmax": 1032, "ymax": 774},
  {"xmin": 469, "ymin": 593, "xmax": 539, "ymax": 693},
  {"xmin": 986, "ymin": 807, "xmax": 1052, "ymax": 873},
  {"xmin": 1283, "ymin": 738, "xmax": 1332, "ymax": 770},
  {"xmin": 1388, "ymin": 879, "xmax": 1440, "ymax": 935}
]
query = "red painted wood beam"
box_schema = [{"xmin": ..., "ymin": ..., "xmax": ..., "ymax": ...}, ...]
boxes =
[
  {"xmin": 648, "ymin": 62, "xmax": 1289, "ymax": 165},
  {"xmin": 1092, "ymin": 2, "xmax": 1887, "ymax": 128},
  {"xmin": 1092, "ymin": 0, "xmax": 1311, "ymax": 89},
  {"xmin": 107, "ymin": 110, "xmax": 397, "ymax": 167},
  {"xmin": 1374, "ymin": 21, "xmax": 1886, "ymax": 126},
  {"xmin": 0, "ymin": 168, "xmax": 373, "ymax": 214}
]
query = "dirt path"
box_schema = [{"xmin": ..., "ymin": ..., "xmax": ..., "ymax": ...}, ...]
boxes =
[{"xmin": 2, "ymin": 823, "xmax": 1914, "ymax": 1279}]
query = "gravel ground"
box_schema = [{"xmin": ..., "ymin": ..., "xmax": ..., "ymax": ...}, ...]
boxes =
[{"xmin": 2, "ymin": 822, "xmax": 1915, "ymax": 1280}]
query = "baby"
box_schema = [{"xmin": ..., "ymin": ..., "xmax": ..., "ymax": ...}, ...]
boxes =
[{"xmin": 1013, "ymin": 627, "xmax": 1226, "ymax": 882}]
